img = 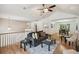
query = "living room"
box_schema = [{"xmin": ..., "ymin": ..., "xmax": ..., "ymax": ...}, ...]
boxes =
[{"xmin": 0, "ymin": 4, "xmax": 79, "ymax": 54}]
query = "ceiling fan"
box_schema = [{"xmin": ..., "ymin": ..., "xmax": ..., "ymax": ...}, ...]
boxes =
[{"xmin": 38, "ymin": 4, "xmax": 56, "ymax": 13}]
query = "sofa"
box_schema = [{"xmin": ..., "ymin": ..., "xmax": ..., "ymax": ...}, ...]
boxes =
[{"xmin": 26, "ymin": 31, "xmax": 48, "ymax": 47}]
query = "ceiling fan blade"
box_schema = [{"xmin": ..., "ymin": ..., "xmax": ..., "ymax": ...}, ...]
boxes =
[
  {"xmin": 42, "ymin": 4, "xmax": 46, "ymax": 8},
  {"xmin": 49, "ymin": 5, "xmax": 56, "ymax": 8},
  {"xmin": 37, "ymin": 9, "xmax": 43, "ymax": 10},
  {"xmin": 48, "ymin": 9, "xmax": 53, "ymax": 12}
]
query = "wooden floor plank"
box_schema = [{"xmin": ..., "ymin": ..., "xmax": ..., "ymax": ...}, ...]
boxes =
[
  {"xmin": 0, "ymin": 33, "xmax": 76, "ymax": 54},
  {"xmin": 0, "ymin": 43, "xmax": 29, "ymax": 54}
]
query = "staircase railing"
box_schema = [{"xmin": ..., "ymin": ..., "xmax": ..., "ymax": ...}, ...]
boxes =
[{"xmin": 0, "ymin": 31, "xmax": 29, "ymax": 48}]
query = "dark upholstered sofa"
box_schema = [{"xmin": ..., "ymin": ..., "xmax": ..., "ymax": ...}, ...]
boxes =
[{"xmin": 26, "ymin": 31, "xmax": 48, "ymax": 47}]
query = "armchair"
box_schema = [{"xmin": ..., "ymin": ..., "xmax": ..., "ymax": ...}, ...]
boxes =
[{"xmin": 66, "ymin": 34, "xmax": 76, "ymax": 46}]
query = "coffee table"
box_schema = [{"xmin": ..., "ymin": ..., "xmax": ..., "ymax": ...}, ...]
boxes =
[{"xmin": 41, "ymin": 39, "xmax": 53, "ymax": 51}]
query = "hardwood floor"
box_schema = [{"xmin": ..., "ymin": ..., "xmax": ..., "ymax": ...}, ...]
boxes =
[
  {"xmin": 52, "ymin": 33, "xmax": 76, "ymax": 54},
  {"xmin": 0, "ymin": 33, "xmax": 76, "ymax": 54},
  {"xmin": 0, "ymin": 43, "xmax": 29, "ymax": 54},
  {"xmin": 0, "ymin": 42, "xmax": 75, "ymax": 54}
]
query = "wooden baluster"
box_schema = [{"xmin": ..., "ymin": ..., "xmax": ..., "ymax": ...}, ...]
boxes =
[
  {"xmin": 5, "ymin": 34, "xmax": 8, "ymax": 46},
  {"xmin": 2, "ymin": 35, "xmax": 4, "ymax": 47},
  {"xmin": 9, "ymin": 34, "xmax": 11, "ymax": 46},
  {"xmin": 0, "ymin": 31, "xmax": 26, "ymax": 48},
  {"xmin": 9, "ymin": 34, "xmax": 11, "ymax": 45},
  {"xmin": 7, "ymin": 34, "xmax": 9, "ymax": 47},
  {"xmin": 17, "ymin": 33, "xmax": 20, "ymax": 42},
  {"xmin": 14, "ymin": 34, "xmax": 16, "ymax": 44},
  {"xmin": 0, "ymin": 35, "xmax": 1, "ymax": 48},
  {"xmin": 1, "ymin": 35, "xmax": 2, "ymax": 47},
  {"xmin": 4, "ymin": 34, "xmax": 6, "ymax": 47},
  {"xmin": 4, "ymin": 35, "xmax": 6, "ymax": 47},
  {"xmin": 6, "ymin": 34, "xmax": 8, "ymax": 47},
  {"xmin": 10, "ymin": 34, "xmax": 13, "ymax": 44},
  {"xmin": 3, "ymin": 35, "xmax": 5, "ymax": 47},
  {"xmin": 15, "ymin": 33, "xmax": 17, "ymax": 44},
  {"xmin": 13, "ymin": 33, "xmax": 16, "ymax": 44},
  {"xmin": 12, "ymin": 34, "xmax": 14, "ymax": 44},
  {"xmin": 5, "ymin": 34, "xmax": 6, "ymax": 47},
  {"xmin": 1, "ymin": 35, "xmax": 3, "ymax": 47}
]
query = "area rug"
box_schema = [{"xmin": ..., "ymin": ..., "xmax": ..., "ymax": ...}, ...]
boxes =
[{"xmin": 26, "ymin": 44, "xmax": 57, "ymax": 54}]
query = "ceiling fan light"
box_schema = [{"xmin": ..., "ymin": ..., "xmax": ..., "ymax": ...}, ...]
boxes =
[{"xmin": 44, "ymin": 8, "xmax": 48, "ymax": 13}]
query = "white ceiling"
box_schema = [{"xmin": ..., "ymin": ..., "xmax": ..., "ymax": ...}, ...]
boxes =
[{"xmin": 0, "ymin": 4, "xmax": 79, "ymax": 21}]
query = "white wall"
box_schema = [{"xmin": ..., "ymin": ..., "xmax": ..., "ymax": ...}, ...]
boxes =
[
  {"xmin": 54, "ymin": 19, "xmax": 77, "ymax": 33},
  {"xmin": 30, "ymin": 12, "xmax": 79, "ymax": 34},
  {"xmin": 0, "ymin": 19, "xmax": 29, "ymax": 47},
  {"xmin": 0, "ymin": 19, "xmax": 27, "ymax": 33},
  {"xmin": 31, "ymin": 19, "xmax": 77, "ymax": 34}
]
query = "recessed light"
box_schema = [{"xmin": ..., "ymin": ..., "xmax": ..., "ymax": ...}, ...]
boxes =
[{"xmin": 8, "ymin": 27, "xmax": 11, "ymax": 30}]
